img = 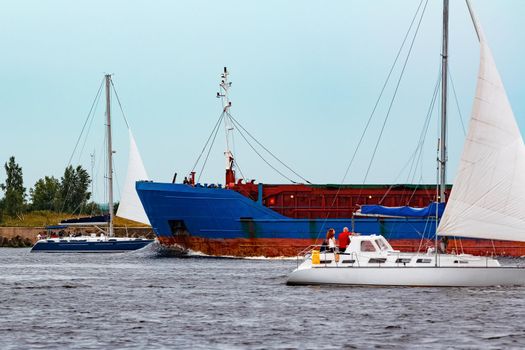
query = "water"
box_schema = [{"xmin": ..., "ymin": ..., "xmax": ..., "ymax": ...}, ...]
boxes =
[{"xmin": 1, "ymin": 245, "xmax": 525, "ymax": 350}]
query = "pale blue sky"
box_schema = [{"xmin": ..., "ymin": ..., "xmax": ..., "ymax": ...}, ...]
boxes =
[{"xmin": 0, "ymin": 0, "xmax": 524, "ymax": 202}]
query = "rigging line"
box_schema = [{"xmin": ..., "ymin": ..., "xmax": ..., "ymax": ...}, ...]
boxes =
[
  {"xmin": 416, "ymin": 217, "xmax": 434, "ymax": 253},
  {"xmin": 377, "ymin": 144, "xmax": 424, "ymax": 204},
  {"xmin": 405, "ymin": 88, "xmax": 440, "ymax": 205},
  {"xmin": 78, "ymin": 87, "xmax": 103, "ymax": 165},
  {"xmin": 379, "ymin": 69, "xmax": 438, "ymax": 207},
  {"xmin": 378, "ymin": 131, "xmax": 431, "ymax": 204},
  {"xmin": 360, "ymin": 0, "xmax": 429, "ymax": 190},
  {"xmin": 233, "ymin": 159, "xmax": 246, "ymax": 181},
  {"xmin": 377, "ymin": 151, "xmax": 420, "ymax": 204},
  {"xmin": 110, "ymin": 79, "xmax": 130, "ymax": 129},
  {"xmin": 406, "ymin": 65, "xmax": 442, "ymax": 186},
  {"xmin": 71, "ymin": 199, "xmax": 87, "ymax": 217},
  {"xmin": 92, "ymin": 136, "xmax": 106, "ymax": 204},
  {"xmin": 230, "ymin": 117, "xmax": 297, "ymax": 183},
  {"xmin": 60, "ymin": 78, "xmax": 105, "ymax": 214},
  {"xmin": 190, "ymin": 112, "xmax": 225, "ymax": 174},
  {"xmin": 337, "ymin": 0, "xmax": 426, "ymax": 188},
  {"xmin": 113, "ymin": 158, "xmax": 121, "ymax": 204},
  {"xmin": 356, "ymin": 1, "xmax": 430, "ymax": 211},
  {"xmin": 448, "ymin": 66, "xmax": 467, "ymax": 136},
  {"xmin": 379, "ymin": 67, "xmax": 439, "ymax": 206},
  {"xmin": 314, "ymin": 0, "xmax": 427, "ymax": 240},
  {"xmin": 197, "ymin": 113, "xmax": 224, "ymax": 183},
  {"xmin": 231, "ymin": 121, "xmax": 237, "ymax": 168},
  {"xmin": 224, "ymin": 112, "xmax": 237, "ymax": 160},
  {"xmin": 406, "ymin": 66, "xmax": 441, "ymax": 182},
  {"xmin": 228, "ymin": 113, "xmax": 310, "ymax": 184},
  {"xmin": 66, "ymin": 77, "xmax": 105, "ymax": 167}
]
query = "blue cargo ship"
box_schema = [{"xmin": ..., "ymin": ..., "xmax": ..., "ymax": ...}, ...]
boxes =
[{"xmin": 136, "ymin": 181, "xmax": 448, "ymax": 257}]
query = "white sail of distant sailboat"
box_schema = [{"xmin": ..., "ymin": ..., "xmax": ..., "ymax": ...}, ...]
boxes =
[
  {"xmin": 116, "ymin": 129, "xmax": 151, "ymax": 225},
  {"xmin": 437, "ymin": 4, "xmax": 525, "ymax": 242}
]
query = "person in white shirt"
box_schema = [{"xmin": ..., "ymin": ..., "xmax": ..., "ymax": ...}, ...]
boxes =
[{"xmin": 327, "ymin": 228, "xmax": 337, "ymax": 252}]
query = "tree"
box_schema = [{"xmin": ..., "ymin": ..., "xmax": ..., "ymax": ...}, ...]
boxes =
[
  {"xmin": 83, "ymin": 201, "xmax": 103, "ymax": 215},
  {"xmin": 0, "ymin": 156, "xmax": 26, "ymax": 217},
  {"xmin": 58, "ymin": 165, "xmax": 91, "ymax": 213},
  {"xmin": 30, "ymin": 176, "xmax": 60, "ymax": 211}
]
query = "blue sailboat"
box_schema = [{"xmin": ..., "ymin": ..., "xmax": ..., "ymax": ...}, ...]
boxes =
[{"xmin": 32, "ymin": 75, "xmax": 153, "ymax": 253}]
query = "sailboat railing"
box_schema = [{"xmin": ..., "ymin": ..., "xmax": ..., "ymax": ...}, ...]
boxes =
[{"xmin": 295, "ymin": 244, "xmax": 365, "ymax": 268}]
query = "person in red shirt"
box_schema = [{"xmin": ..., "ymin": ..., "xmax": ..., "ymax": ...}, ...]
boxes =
[{"xmin": 338, "ymin": 227, "xmax": 352, "ymax": 252}]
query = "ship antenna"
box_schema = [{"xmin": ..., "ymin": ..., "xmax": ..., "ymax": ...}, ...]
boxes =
[{"xmin": 217, "ymin": 67, "xmax": 236, "ymax": 186}]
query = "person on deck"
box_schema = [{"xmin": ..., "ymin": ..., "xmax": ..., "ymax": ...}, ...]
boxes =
[
  {"xmin": 327, "ymin": 229, "xmax": 337, "ymax": 253},
  {"xmin": 320, "ymin": 229, "xmax": 336, "ymax": 252},
  {"xmin": 439, "ymin": 237, "xmax": 449, "ymax": 253},
  {"xmin": 320, "ymin": 230, "xmax": 329, "ymax": 252},
  {"xmin": 338, "ymin": 227, "xmax": 351, "ymax": 252}
]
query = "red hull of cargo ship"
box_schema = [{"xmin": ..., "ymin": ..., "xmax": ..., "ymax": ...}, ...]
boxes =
[{"xmin": 157, "ymin": 236, "xmax": 525, "ymax": 257}]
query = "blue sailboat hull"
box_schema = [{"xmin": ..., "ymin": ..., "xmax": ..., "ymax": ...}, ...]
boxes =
[{"xmin": 31, "ymin": 239, "xmax": 153, "ymax": 253}]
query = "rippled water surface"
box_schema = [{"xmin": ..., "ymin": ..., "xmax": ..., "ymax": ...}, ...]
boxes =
[{"xmin": 1, "ymin": 245, "xmax": 525, "ymax": 349}]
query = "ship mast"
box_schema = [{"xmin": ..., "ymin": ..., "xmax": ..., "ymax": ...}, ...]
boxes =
[
  {"xmin": 217, "ymin": 67, "xmax": 236, "ymax": 186},
  {"xmin": 105, "ymin": 74, "xmax": 115, "ymax": 237}
]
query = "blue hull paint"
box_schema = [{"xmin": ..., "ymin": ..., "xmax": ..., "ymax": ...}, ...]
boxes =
[
  {"xmin": 136, "ymin": 182, "xmax": 438, "ymax": 242},
  {"xmin": 31, "ymin": 239, "xmax": 153, "ymax": 253}
]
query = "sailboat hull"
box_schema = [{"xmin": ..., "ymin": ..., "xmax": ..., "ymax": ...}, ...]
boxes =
[
  {"xmin": 31, "ymin": 238, "xmax": 153, "ymax": 253},
  {"xmin": 287, "ymin": 266, "xmax": 525, "ymax": 287}
]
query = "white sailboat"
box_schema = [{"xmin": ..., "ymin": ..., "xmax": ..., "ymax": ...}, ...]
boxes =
[
  {"xmin": 32, "ymin": 75, "xmax": 153, "ymax": 253},
  {"xmin": 287, "ymin": 0, "xmax": 525, "ymax": 286}
]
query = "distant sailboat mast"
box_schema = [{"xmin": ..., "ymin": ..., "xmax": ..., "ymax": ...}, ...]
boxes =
[{"xmin": 105, "ymin": 74, "xmax": 115, "ymax": 237}]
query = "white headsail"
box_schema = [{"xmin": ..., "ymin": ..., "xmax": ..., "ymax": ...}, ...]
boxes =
[
  {"xmin": 437, "ymin": 4, "xmax": 525, "ymax": 241},
  {"xmin": 116, "ymin": 130, "xmax": 151, "ymax": 225}
]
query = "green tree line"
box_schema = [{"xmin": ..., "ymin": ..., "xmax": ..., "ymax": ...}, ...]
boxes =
[{"xmin": 0, "ymin": 156, "xmax": 101, "ymax": 221}]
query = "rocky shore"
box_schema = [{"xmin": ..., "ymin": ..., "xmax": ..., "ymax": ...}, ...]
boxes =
[{"xmin": 0, "ymin": 227, "xmax": 155, "ymax": 248}]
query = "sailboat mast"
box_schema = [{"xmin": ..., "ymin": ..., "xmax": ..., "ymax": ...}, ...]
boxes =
[
  {"xmin": 435, "ymin": 0, "xmax": 449, "ymax": 265},
  {"xmin": 439, "ymin": 0, "xmax": 449, "ymax": 203},
  {"xmin": 105, "ymin": 74, "xmax": 115, "ymax": 237}
]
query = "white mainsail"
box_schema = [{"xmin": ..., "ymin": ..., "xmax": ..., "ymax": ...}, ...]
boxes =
[
  {"xmin": 116, "ymin": 130, "xmax": 151, "ymax": 225},
  {"xmin": 437, "ymin": 7, "xmax": 525, "ymax": 242}
]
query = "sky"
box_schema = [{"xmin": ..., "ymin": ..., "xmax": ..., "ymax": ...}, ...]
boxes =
[{"xmin": 0, "ymin": 0, "xmax": 524, "ymax": 203}]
